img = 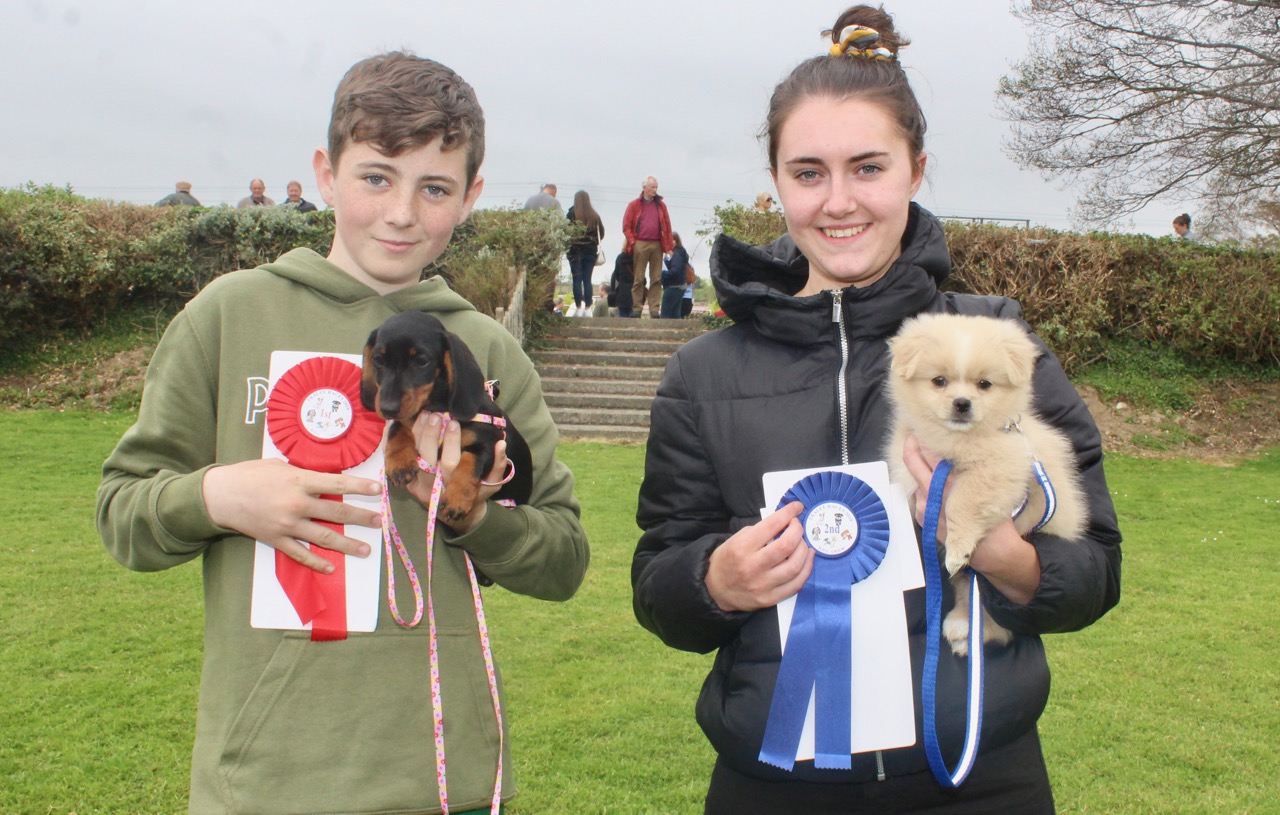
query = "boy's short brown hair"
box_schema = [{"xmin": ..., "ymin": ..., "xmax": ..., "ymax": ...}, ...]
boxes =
[{"xmin": 327, "ymin": 51, "xmax": 485, "ymax": 185}]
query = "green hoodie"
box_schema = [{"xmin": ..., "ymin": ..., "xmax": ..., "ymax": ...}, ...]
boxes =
[{"xmin": 97, "ymin": 248, "xmax": 589, "ymax": 814}]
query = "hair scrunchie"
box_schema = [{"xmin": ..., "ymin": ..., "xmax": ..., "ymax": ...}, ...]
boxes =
[{"xmin": 829, "ymin": 24, "xmax": 896, "ymax": 61}]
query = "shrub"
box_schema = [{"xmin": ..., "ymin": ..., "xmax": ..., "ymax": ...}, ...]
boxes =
[
  {"xmin": 697, "ymin": 202, "xmax": 787, "ymax": 248},
  {"xmin": 0, "ymin": 188, "xmax": 574, "ymax": 355},
  {"xmin": 0, "ymin": 184, "xmax": 184, "ymax": 349},
  {"xmin": 184, "ymin": 206, "xmax": 335, "ymax": 292},
  {"xmin": 945, "ymin": 225, "xmax": 1280, "ymax": 371},
  {"xmin": 699, "ymin": 201, "xmax": 1280, "ymax": 374},
  {"xmin": 430, "ymin": 206, "xmax": 574, "ymax": 332}
]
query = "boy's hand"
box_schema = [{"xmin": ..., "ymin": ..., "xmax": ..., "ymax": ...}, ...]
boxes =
[
  {"xmin": 404, "ymin": 413, "xmax": 507, "ymax": 534},
  {"xmin": 202, "ymin": 458, "xmax": 381, "ymax": 574}
]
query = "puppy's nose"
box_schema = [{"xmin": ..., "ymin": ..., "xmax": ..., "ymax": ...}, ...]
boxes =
[
  {"xmin": 952, "ymin": 397, "xmax": 971, "ymax": 415},
  {"xmin": 378, "ymin": 394, "xmax": 400, "ymax": 418}
]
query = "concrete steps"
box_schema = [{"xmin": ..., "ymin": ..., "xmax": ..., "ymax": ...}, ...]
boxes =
[{"xmin": 530, "ymin": 316, "xmax": 710, "ymax": 442}]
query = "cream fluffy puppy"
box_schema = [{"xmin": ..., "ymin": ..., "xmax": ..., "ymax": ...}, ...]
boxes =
[{"xmin": 885, "ymin": 313, "xmax": 1087, "ymax": 655}]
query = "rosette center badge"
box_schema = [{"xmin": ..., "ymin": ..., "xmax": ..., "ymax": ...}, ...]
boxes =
[
  {"xmin": 300, "ymin": 387, "xmax": 354, "ymax": 442},
  {"xmin": 805, "ymin": 501, "xmax": 860, "ymax": 558}
]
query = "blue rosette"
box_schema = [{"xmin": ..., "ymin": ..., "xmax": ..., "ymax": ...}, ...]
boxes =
[{"xmin": 760, "ymin": 471, "xmax": 891, "ymax": 771}]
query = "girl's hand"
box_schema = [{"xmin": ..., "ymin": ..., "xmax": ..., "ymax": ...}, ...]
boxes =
[
  {"xmin": 901, "ymin": 435, "xmax": 1041, "ymax": 604},
  {"xmin": 705, "ymin": 501, "xmax": 813, "ymax": 613}
]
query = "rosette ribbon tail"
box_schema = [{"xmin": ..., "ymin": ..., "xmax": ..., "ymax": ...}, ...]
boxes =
[
  {"xmin": 274, "ymin": 495, "xmax": 349, "ymax": 641},
  {"xmin": 759, "ymin": 472, "xmax": 890, "ymax": 771},
  {"xmin": 813, "ymin": 556, "xmax": 854, "ymax": 769},
  {"xmin": 759, "ymin": 579, "xmax": 820, "ymax": 771}
]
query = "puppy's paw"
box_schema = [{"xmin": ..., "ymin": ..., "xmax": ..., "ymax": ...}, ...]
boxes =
[
  {"xmin": 438, "ymin": 471, "xmax": 482, "ymax": 526},
  {"xmin": 944, "ymin": 548, "xmax": 972, "ymax": 577},
  {"xmin": 983, "ymin": 620, "xmax": 1014, "ymax": 648},
  {"xmin": 388, "ymin": 464, "xmax": 418, "ymax": 488},
  {"xmin": 943, "ymin": 605, "xmax": 970, "ymax": 657},
  {"xmin": 440, "ymin": 493, "xmax": 481, "ymax": 524}
]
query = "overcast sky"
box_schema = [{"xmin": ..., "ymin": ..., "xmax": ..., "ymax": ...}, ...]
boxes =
[{"xmin": 4, "ymin": 0, "xmax": 1184, "ymax": 271}]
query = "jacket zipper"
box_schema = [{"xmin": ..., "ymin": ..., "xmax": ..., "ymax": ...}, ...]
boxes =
[
  {"xmin": 832, "ymin": 290, "xmax": 851, "ymax": 466},
  {"xmin": 832, "ymin": 288, "xmax": 888, "ymax": 783}
]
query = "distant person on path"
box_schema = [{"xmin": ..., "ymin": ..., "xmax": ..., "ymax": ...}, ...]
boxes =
[
  {"xmin": 156, "ymin": 181, "xmax": 201, "ymax": 207},
  {"xmin": 622, "ymin": 176, "xmax": 674, "ymax": 317},
  {"xmin": 237, "ymin": 178, "xmax": 275, "ymax": 208},
  {"xmin": 282, "ymin": 180, "xmax": 319, "ymax": 212},
  {"xmin": 523, "ymin": 182, "xmax": 561, "ymax": 211},
  {"xmin": 592, "ymin": 283, "xmax": 613, "ymax": 317},
  {"xmin": 1172, "ymin": 213, "xmax": 1197, "ymax": 241},
  {"xmin": 660, "ymin": 232, "xmax": 690, "ymax": 319},
  {"xmin": 754, "ymin": 191, "xmax": 775, "ymax": 212},
  {"xmin": 566, "ymin": 190, "xmax": 605, "ymax": 317},
  {"xmin": 611, "ymin": 250, "xmax": 635, "ymax": 318}
]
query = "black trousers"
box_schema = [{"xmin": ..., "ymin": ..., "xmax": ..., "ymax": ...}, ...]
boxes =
[{"xmin": 705, "ymin": 728, "xmax": 1055, "ymax": 815}]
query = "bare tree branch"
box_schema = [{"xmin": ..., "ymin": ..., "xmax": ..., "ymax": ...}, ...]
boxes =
[{"xmin": 1000, "ymin": 0, "xmax": 1280, "ymax": 226}]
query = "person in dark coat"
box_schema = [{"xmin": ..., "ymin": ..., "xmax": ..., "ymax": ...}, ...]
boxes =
[
  {"xmin": 566, "ymin": 190, "xmax": 605, "ymax": 316},
  {"xmin": 660, "ymin": 232, "xmax": 690, "ymax": 318},
  {"xmin": 156, "ymin": 181, "xmax": 200, "ymax": 207},
  {"xmin": 631, "ymin": 5, "xmax": 1121, "ymax": 813},
  {"xmin": 611, "ymin": 250, "xmax": 636, "ymax": 318},
  {"xmin": 281, "ymin": 180, "xmax": 319, "ymax": 213}
]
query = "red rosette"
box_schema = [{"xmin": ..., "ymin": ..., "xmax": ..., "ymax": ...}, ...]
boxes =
[{"xmin": 266, "ymin": 356, "xmax": 382, "ymax": 473}]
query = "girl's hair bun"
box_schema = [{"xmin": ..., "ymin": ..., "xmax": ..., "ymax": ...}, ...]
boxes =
[
  {"xmin": 760, "ymin": 2, "xmax": 925, "ymax": 171},
  {"xmin": 823, "ymin": 5, "xmax": 910, "ymax": 57}
]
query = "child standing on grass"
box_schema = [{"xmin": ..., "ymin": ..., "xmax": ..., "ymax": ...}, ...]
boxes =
[
  {"xmin": 631, "ymin": 5, "xmax": 1120, "ymax": 813},
  {"xmin": 97, "ymin": 52, "xmax": 588, "ymax": 815}
]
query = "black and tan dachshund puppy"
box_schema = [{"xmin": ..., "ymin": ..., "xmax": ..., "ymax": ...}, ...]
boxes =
[{"xmin": 361, "ymin": 310, "xmax": 533, "ymax": 525}]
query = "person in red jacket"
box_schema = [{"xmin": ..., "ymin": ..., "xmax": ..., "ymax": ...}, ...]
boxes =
[{"xmin": 622, "ymin": 176, "xmax": 674, "ymax": 317}]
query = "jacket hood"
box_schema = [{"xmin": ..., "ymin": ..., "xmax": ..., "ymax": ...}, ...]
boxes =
[
  {"xmin": 260, "ymin": 248, "xmax": 478, "ymax": 315},
  {"xmin": 709, "ymin": 203, "xmax": 951, "ymax": 345}
]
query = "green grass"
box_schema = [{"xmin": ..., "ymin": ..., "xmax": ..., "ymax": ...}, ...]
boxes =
[
  {"xmin": 0, "ymin": 302, "xmax": 175, "ymax": 376},
  {"xmin": 1040, "ymin": 452, "xmax": 1280, "ymax": 814},
  {"xmin": 0, "ymin": 303, "xmax": 177, "ymax": 412},
  {"xmin": 1075, "ymin": 339, "xmax": 1280, "ymax": 415},
  {"xmin": 2, "ymin": 411, "xmax": 1278, "ymax": 813}
]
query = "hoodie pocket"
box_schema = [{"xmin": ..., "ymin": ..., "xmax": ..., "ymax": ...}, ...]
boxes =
[{"xmin": 218, "ymin": 628, "xmax": 504, "ymax": 814}]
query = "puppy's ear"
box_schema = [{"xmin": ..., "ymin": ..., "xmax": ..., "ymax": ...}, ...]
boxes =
[
  {"xmin": 360, "ymin": 329, "xmax": 380, "ymax": 411},
  {"xmin": 998, "ymin": 328, "xmax": 1040, "ymax": 387},
  {"xmin": 887, "ymin": 321, "xmax": 929, "ymax": 380},
  {"xmin": 440, "ymin": 331, "xmax": 487, "ymax": 420}
]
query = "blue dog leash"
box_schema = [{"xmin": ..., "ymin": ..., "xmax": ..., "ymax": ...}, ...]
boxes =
[
  {"xmin": 921, "ymin": 441, "xmax": 1059, "ymax": 788},
  {"xmin": 920, "ymin": 459, "xmax": 984, "ymax": 788},
  {"xmin": 1006, "ymin": 418, "xmax": 1059, "ymax": 533}
]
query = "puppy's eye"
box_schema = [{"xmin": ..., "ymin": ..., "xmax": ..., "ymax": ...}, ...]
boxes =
[
  {"xmin": 417, "ymin": 356, "xmax": 433, "ymax": 369},
  {"xmin": 977, "ymin": 379, "xmax": 993, "ymax": 390},
  {"xmin": 373, "ymin": 357, "xmax": 385, "ymax": 369},
  {"xmin": 931, "ymin": 376, "xmax": 947, "ymax": 388}
]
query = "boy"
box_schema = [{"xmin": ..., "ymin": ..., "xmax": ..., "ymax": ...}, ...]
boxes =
[{"xmin": 97, "ymin": 52, "xmax": 589, "ymax": 814}]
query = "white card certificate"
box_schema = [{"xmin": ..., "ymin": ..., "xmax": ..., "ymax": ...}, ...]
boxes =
[
  {"xmin": 250, "ymin": 350, "xmax": 384, "ymax": 633},
  {"xmin": 762, "ymin": 461, "xmax": 924, "ymax": 758}
]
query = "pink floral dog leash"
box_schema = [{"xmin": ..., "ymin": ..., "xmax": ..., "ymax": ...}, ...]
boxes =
[{"xmin": 379, "ymin": 399, "xmax": 512, "ymax": 815}]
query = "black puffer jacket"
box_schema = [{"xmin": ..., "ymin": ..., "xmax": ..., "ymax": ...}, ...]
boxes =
[{"xmin": 632, "ymin": 204, "xmax": 1121, "ymax": 784}]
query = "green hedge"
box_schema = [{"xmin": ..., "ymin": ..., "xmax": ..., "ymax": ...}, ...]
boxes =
[
  {"xmin": 6, "ymin": 187, "xmax": 1276, "ymax": 374},
  {"xmin": 702, "ymin": 202, "xmax": 1280, "ymax": 373},
  {"xmin": 0, "ymin": 185, "xmax": 573, "ymax": 352}
]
